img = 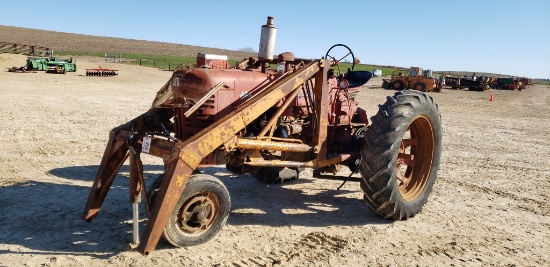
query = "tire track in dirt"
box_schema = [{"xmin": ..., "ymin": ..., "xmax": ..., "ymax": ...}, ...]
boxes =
[
  {"xmin": 413, "ymin": 237, "xmax": 531, "ymax": 266},
  {"xmin": 217, "ymin": 232, "xmax": 348, "ymax": 266},
  {"xmin": 443, "ymin": 179, "xmax": 549, "ymax": 216}
]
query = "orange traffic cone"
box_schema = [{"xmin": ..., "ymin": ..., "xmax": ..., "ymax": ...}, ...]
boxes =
[{"xmin": 489, "ymin": 93, "xmax": 493, "ymax": 101}]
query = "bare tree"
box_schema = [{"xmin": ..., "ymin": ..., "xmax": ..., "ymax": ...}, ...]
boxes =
[{"xmin": 239, "ymin": 47, "xmax": 257, "ymax": 53}]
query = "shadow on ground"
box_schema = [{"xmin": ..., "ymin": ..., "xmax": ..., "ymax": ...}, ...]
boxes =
[{"xmin": 0, "ymin": 165, "xmax": 389, "ymax": 257}]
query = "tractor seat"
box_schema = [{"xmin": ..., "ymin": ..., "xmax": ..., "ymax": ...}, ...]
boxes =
[{"xmin": 345, "ymin": 70, "xmax": 373, "ymax": 88}]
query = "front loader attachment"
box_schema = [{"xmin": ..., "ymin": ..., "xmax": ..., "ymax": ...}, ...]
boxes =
[
  {"xmin": 81, "ymin": 124, "xmax": 129, "ymax": 222},
  {"xmin": 82, "ymin": 60, "xmax": 328, "ymax": 255},
  {"xmin": 82, "ymin": 108, "xmax": 174, "ymax": 222}
]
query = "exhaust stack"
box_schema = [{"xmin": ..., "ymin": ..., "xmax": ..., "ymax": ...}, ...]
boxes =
[{"xmin": 258, "ymin": 16, "xmax": 277, "ymax": 61}]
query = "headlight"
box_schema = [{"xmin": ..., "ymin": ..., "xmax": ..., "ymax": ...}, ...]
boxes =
[{"xmin": 338, "ymin": 79, "xmax": 349, "ymax": 89}]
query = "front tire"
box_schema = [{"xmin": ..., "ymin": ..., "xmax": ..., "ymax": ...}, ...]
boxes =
[
  {"xmin": 392, "ymin": 80, "xmax": 404, "ymax": 90},
  {"xmin": 149, "ymin": 173, "xmax": 231, "ymax": 247},
  {"xmin": 414, "ymin": 83, "xmax": 425, "ymax": 92},
  {"xmin": 359, "ymin": 90, "xmax": 442, "ymax": 220}
]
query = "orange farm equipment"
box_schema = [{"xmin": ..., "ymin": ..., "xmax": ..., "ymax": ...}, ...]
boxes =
[{"xmin": 382, "ymin": 67, "xmax": 441, "ymax": 92}]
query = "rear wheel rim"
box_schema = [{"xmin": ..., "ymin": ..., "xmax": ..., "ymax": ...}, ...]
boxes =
[
  {"xmin": 177, "ymin": 192, "xmax": 220, "ymax": 236},
  {"xmin": 396, "ymin": 116, "xmax": 435, "ymax": 201}
]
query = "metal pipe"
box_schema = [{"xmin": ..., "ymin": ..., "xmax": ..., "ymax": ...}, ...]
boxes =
[
  {"xmin": 243, "ymin": 153, "xmax": 353, "ymax": 169},
  {"xmin": 130, "ymin": 203, "xmax": 140, "ymax": 249},
  {"xmin": 254, "ymin": 136, "xmax": 303, "ymax": 143},
  {"xmin": 235, "ymin": 138, "xmax": 311, "ymax": 152},
  {"xmin": 244, "ymin": 160, "xmax": 305, "ymax": 168}
]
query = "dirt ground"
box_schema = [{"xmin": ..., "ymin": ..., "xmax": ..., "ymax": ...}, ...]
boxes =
[{"xmin": 0, "ymin": 54, "xmax": 548, "ymax": 266}]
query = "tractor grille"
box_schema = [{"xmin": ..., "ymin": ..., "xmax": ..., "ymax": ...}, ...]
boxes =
[{"xmin": 174, "ymin": 96, "xmax": 217, "ymax": 140}]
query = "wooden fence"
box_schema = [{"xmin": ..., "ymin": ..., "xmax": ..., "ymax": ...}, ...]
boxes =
[{"xmin": 0, "ymin": 42, "xmax": 50, "ymax": 56}]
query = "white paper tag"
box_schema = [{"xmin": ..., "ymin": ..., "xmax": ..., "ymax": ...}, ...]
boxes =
[{"xmin": 142, "ymin": 136, "xmax": 151, "ymax": 153}]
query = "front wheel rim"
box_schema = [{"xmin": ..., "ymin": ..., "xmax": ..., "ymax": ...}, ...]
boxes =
[
  {"xmin": 396, "ymin": 116, "xmax": 435, "ymax": 201},
  {"xmin": 177, "ymin": 192, "xmax": 220, "ymax": 236},
  {"xmin": 393, "ymin": 82, "xmax": 401, "ymax": 89}
]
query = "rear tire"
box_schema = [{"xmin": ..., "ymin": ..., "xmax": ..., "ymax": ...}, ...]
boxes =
[{"xmin": 359, "ymin": 90, "xmax": 442, "ymax": 220}]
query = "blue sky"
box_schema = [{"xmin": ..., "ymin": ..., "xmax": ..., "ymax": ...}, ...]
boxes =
[{"xmin": 1, "ymin": 0, "xmax": 549, "ymax": 78}]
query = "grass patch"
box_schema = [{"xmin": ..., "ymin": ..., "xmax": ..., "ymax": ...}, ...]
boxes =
[
  {"xmin": 532, "ymin": 79, "xmax": 550, "ymax": 85},
  {"xmin": 56, "ymin": 51, "xmax": 242, "ymax": 70},
  {"xmin": 56, "ymin": 51, "xmax": 399, "ymax": 74}
]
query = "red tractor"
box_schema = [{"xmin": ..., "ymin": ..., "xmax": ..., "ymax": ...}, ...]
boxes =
[{"xmin": 82, "ymin": 17, "xmax": 442, "ymax": 255}]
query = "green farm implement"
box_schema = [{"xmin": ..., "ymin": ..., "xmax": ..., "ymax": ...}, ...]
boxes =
[{"xmin": 25, "ymin": 56, "xmax": 77, "ymax": 74}]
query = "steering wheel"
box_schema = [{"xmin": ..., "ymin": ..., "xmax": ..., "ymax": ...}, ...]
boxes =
[{"xmin": 324, "ymin": 44, "xmax": 355, "ymax": 76}]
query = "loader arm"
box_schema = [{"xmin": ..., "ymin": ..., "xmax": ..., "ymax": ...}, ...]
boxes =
[
  {"xmin": 140, "ymin": 60, "xmax": 327, "ymax": 254},
  {"xmin": 82, "ymin": 59, "xmax": 328, "ymax": 255}
]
